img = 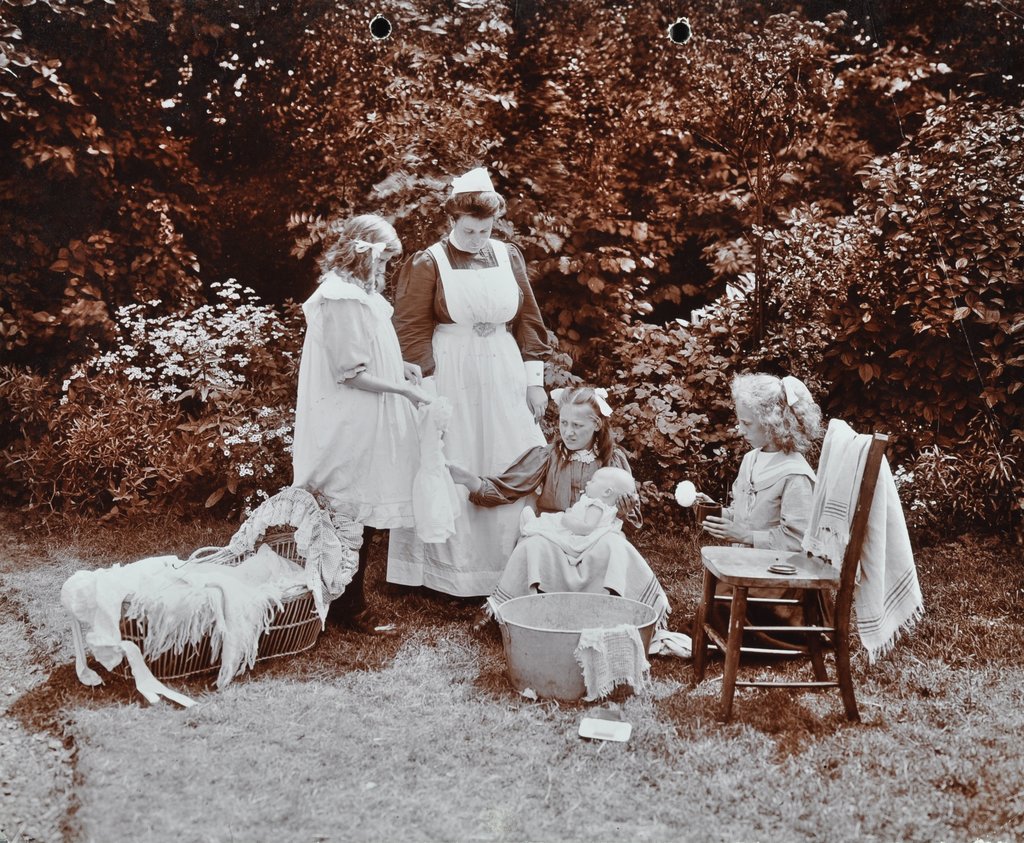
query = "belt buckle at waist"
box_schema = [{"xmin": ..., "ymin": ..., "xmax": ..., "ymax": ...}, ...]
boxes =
[{"xmin": 473, "ymin": 321, "xmax": 499, "ymax": 337}]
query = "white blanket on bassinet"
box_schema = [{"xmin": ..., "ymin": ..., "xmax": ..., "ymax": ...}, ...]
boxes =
[{"xmin": 62, "ymin": 545, "xmax": 306, "ymax": 700}]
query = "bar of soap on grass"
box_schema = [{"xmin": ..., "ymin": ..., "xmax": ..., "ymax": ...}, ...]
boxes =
[{"xmin": 579, "ymin": 707, "xmax": 631, "ymax": 742}]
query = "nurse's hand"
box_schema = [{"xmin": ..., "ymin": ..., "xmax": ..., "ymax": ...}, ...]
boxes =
[
  {"xmin": 403, "ymin": 361, "xmax": 423, "ymax": 384},
  {"xmin": 526, "ymin": 386, "xmax": 547, "ymax": 422}
]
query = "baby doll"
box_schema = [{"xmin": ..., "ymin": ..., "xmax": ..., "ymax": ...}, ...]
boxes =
[{"xmin": 520, "ymin": 466, "xmax": 636, "ymax": 540}]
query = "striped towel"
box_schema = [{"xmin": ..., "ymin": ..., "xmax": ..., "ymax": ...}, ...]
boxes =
[{"xmin": 802, "ymin": 419, "xmax": 924, "ymax": 661}]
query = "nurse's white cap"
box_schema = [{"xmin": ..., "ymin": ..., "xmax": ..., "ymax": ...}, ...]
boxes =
[{"xmin": 450, "ymin": 167, "xmax": 495, "ymax": 196}]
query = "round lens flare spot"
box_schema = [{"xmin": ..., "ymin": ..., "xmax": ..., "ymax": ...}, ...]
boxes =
[
  {"xmin": 668, "ymin": 17, "xmax": 692, "ymax": 45},
  {"xmin": 370, "ymin": 14, "xmax": 392, "ymax": 40}
]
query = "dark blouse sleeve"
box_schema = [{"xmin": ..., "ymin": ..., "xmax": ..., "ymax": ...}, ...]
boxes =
[
  {"xmin": 392, "ymin": 250, "xmax": 440, "ymax": 377},
  {"xmin": 468, "ymin": 445, "xmax": 552, "ymax": 507},
  {"xmin": 609, "ymin": 448, "xmax": 633, "ymax": 475},
  {"xmin": 506, "ymin": 243, "xmax": 551, "ymax": 364}
]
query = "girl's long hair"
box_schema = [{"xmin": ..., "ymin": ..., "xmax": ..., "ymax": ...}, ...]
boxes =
[
  {"xmin": 731, "ymin": 373, "xmax": 823, "ymax": 454},
  {"xmin": 318, "ymin": 214, "xmax": 401, "ymax": 292}
]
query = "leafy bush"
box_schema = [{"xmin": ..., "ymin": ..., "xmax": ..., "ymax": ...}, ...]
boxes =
[
  {"xmin": 271, "ymin": 0, "xmax": 517, "ymax": 256},
  {"xmin": 893, "ymin": 429, "xmax": 1022, "ymax": 545},
  {"xmin": 820, "ymin": 101, "xmax": 1024, "ymax": 448},
  {"xmin": 606, "ymin": 297, "xmax": 750, "ymax": 523},
  {"xmin": 2, "ymin": 282, "xmax": 301, "ymax": 518},
  {"xmin": 2, "ymin": 0, "xmax": 1022, "ymax": 539},
  {"xmin": 0, "ymin": 0, "xmax": 211, "ymax": 369},
  {"xmin": 764, "ymin": 101, "xmax": 1024, "ymax": 536}
]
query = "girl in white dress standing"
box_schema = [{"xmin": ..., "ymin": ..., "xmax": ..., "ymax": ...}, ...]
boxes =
[
  {"xmin": 387, "ymin": 168, "xmax": 550, "ymax": 596},
  {"xmin": 292, "ymin": 214, "xmax": 432, "ymax": 633}
]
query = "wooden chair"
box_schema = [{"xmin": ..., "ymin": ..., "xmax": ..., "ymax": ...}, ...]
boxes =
[{"xmin": 692, "ymin": 432, "xmax": 889, "ymax": 722}]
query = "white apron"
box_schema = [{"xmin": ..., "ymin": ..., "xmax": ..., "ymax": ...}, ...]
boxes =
[{"xmin": 387, "ymin": 240, "xmax": 546, "ymax": 595}]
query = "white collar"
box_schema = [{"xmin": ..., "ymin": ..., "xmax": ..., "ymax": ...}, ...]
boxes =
[{"xmin": 569, "ymin": 448, "xmax": 596, "ymax": 464}]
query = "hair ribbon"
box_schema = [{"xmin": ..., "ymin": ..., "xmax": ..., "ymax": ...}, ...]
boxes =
[
  {"xmin": 593, "ymin": 387, "xmax": 613, "ymax": 417},
  {"xmin": 781, "ymin": 375, "xmax": 812, "ymax": 407},
  {"xmin": 352, "ymin": 239, "xmax": 388, "ymax": 259},
  {"xmin": 550, "ymin": 386, "xmax": 613, "ymax": 417}
]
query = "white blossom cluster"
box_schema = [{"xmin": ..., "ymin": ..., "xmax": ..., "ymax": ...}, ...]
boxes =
[
  {"xmin": 892, "ymin": 464, "xmax": 931, "ymax": 514},
  {"xmin": 56, "ymin": 281, "xmax": 299, "ymax": 511},
  {"xmin": 72, "ymin": 279, "xmax": 292, "ymax": 403}
]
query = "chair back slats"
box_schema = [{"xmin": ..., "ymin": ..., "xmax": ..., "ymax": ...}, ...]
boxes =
[{"xmin": 834, "ymin": 433, "xmax": 889, "ymax": 629}]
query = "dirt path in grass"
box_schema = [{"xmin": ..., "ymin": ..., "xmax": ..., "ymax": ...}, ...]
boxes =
[{"xmin": 0, "ymin": 595, "xmax": 75, "ymax": 843}]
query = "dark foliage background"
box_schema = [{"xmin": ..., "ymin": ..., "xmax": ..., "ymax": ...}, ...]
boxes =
[{"xmin": 1, "ymin": 0, "xmax": 1021, "ymax": 539}]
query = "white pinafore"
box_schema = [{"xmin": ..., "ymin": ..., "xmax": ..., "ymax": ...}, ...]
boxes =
[{"xmin": 386, "ymin": 239, "xmax": 546, "ymax": 596}]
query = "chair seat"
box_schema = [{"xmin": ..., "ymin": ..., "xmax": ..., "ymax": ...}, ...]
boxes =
[{"xmin": 701, "ymin": 546, "xmax": 839, "ymax": 589}]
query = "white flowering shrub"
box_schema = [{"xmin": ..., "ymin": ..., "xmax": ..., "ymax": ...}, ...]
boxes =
[{"xmin": 2, "ymin": 282, "xmax": 302, "ymax": 518}]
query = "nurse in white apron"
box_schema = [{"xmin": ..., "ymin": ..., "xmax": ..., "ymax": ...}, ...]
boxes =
[{"xmin": 388, "ymin": 168, "xmax": 550, "ymax": 596}]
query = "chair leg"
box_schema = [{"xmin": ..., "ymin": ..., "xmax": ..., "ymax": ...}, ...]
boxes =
[
  {"xmin": 719, "ymin": 586, "xmax": 747, "ymax": 722},
  {"xmin": 693, "ymin": 567, "xmax": 716, "ymax": 682},
  {"xmin": 834, "ymin": 620, "xmax": 860, "ymax": 722},
  {"xmin": 803, "ymin": 591, "xmax": 828, "ymax": 682}
]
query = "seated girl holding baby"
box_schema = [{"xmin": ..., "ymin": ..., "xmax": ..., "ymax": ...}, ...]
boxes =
[{"xmin": 448, "ymin": 387, "xmax": 670, "ymax": 628}]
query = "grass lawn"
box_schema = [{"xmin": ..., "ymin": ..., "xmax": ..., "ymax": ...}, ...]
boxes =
[{"xmin": 1, "ymin": 509, "xmax": 1022, "ymax": 842}]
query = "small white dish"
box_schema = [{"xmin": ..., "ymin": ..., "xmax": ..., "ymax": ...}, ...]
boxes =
[{"xmin": 579, "ymin": 718, "xmax": 632, "ymax": 742}]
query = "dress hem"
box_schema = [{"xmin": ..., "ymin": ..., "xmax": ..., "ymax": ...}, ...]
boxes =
[{"xmin": 385, "ymin": 561, "xmax": 501, "ymax": 598}]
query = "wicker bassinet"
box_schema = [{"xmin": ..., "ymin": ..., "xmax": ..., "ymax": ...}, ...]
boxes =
[
  {"xmin": 117, "ymin": 528, "xmax": 322, "ymax": 682},
  {"xmin": 115, "ymin": 486, "xmax": 361, "ymax": 684}
]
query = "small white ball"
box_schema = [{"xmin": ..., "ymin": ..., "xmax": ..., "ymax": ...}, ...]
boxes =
[{"xmin": 674, "ymin": 480, "xmax": 696, "ymax": 508}]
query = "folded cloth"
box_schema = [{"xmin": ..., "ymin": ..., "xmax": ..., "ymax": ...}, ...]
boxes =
[
  {"xmin": 647, "ymin": 629, "xmax": 692, "ymax": 659},
  {"xmin": 852, "ymin": 456, "xmax": 923, "ymax": 660},
  {"xmin": 412, "ymin": 398, "xmax": 461, "ymax": 543},
  {"xmin": 801, "ymin": 419, "xmax": 864, "ymax": 567},
  {"xmin": 574, "ymin": 623, "xmax": 650, "ymax": 702},
  {"xmin": 801, "ymin": 419, "xmax": 924, "ymax": 661}
]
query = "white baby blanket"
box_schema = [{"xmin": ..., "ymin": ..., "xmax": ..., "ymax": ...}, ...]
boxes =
[
  {"xmin": 62, "ymin": 545, "xmax": 308, "ymax": 703},
  {"xmin": 61, "ymin": 554, "xmax": 196, "ymax": 706}
]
